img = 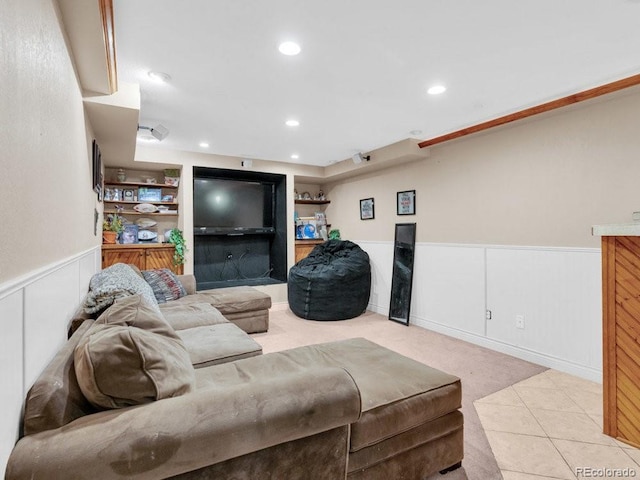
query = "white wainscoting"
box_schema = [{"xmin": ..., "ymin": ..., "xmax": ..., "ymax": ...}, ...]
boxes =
[
  {"xmin": 358, "ymin": 240, "xmax": 602, "ymax": 383},
  {"xmin": 0, "ymin": 247, "xmax": 100, "ymax": 477}
]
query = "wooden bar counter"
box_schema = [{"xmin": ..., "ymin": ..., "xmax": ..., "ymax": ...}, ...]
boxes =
[{"xmin": 593, "ymin": 223, "xmax": 640, "ymax": 448}]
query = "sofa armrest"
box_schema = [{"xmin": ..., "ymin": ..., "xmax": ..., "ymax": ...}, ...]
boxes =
[
  {"xmin": 6, "ymin": 367, "xmax": 361, "ymax": 480},
  {"xmin": 177, "ymin": 274, "xmax": 197, "ymax": 294}
]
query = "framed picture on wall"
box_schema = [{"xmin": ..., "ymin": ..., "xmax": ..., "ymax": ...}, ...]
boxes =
[
  {"xmin": 397, "ymin": 190, "xmax": 416, "ymax": 215},
  {"xmin": 92, "ymin": 139, "xmax": 102, "ymax": 200},
  {"xmin": 360, "ymin": 198, "xmax": 375, "ymax": 220}
]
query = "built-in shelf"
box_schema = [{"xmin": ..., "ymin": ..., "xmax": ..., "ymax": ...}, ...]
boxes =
[
  {"xmin": 105, "ymin": 200, "xmax": 178, "ymax": 206},
  {"xmin": 294, "ymin": 199, "xmax": 330, "ymax": 205},
  {"xmin": 105, "ymin": 181, "xmax": 179, "ymax": 189},
  {"xmin": 104, "ymin": 209, "xmax": 178, "ymax": 216}
]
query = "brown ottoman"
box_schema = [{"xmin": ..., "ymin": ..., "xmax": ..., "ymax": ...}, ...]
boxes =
[{"xmin": 194, "ymin": 337, "xmax": 464, "ymax": 479}]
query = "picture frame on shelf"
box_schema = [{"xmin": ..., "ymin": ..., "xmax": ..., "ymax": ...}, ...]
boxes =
[
  {"xmin": 121, "ymin": 224, "xmax": 139, "ymax": 244},
  {"xmin": 360, "ymin": 198, "xmax": 375, "ymax": 220},
  {"xmin": 162, "ymin": 194, "xmax": 175, "ymax": 202},
  {"xmin": 123, "ymin": 189, "xmax": 135, "ymax": 202},
  {"xmin": 397, "ymin": 190, "xmax": 416, "ymax": 215},
  {"xmin": 138, "ymin": 187, "xmax": 162, "ymax": 202}
]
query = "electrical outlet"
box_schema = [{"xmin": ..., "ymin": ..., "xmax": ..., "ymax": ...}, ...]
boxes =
[{"xmin": 516, "ymin": 315, "xmax": 525, "ymax": 329}]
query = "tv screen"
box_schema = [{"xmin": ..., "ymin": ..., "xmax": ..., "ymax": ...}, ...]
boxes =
[{"xmin": 193, "ymin": 178, "xmax": 273, "ymax": 230}]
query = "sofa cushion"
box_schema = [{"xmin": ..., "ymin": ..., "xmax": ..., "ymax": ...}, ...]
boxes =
[
  {"xmin": 95, "ymin": 294, "xmax": 173, "ymax": 332},
  {"xmin": 195, "ymin": 286, "xmax": 272, "ymax": 314},
  {"xmin": 177, "ymin": 323, "xmax": 263, "ymax": 368},
  {"xmin": 141, "ymin": 268, "xmax": 187, "ymax": 303},
  {"xmin": 160, "ymin": 302, "xmax": 229, "ymax": 331},
  {"xmin": 22, "ymin": 321, "xmax": 97, "ymax": 436},
  {"xmin": 83, "ymin": 263, "xmax": 159, "ymax": 314},
  {"xmin": 74, "ymin": 299, "xmax": 195, "ymax": 409}
]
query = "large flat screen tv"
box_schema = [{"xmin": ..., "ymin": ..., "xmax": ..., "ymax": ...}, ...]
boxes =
[{"xmin": 193, "ymin": 178, "xmax": 274, "ymax": 233}]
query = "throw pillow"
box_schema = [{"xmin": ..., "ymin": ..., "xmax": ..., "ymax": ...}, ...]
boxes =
[
  {"xmin": 74, "ymin": 319, "xmax": 195, "ymax": 409},
  {"xmin": 84, "ymin": 263, "xmax": 159, "ymax": 314},
  {"xmin": 96, "ymin": 294, "xmax": 173, "ymax": 334},
  {"xmin": 142, "ymin": 268, "xmax": 187, "ymax": 304}
]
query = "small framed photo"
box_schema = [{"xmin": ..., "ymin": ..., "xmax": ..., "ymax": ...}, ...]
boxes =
[
  {"xmin": 397, "ymin": 190, "xmax": 416, "ymax": 215},
  {"xmin": 360, "ymin": 198, "xmax": 375, "ymax": 220},
  {"xmin": 120, "ymin": 224, "xmax": 139, "ymax": 244},
  {"xmin": 162, "ymin": 194, "xmax": 175, "ymax": 202},
  {"xmin": 123, "ymin": 189, "xmax": 135, "ymax": 202}
]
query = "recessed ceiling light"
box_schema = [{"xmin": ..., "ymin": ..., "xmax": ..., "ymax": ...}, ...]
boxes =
[
  {"xmin": 148, "ymin": 71, "xmax": 171, "ymax": 83},
  {"xmin": 409, "ymin": 130, "xmax": 423, "ymax": 136},
  {"xmin": 199, "ymin": 142, "xmax": 209, "ymax": 148},
  {"xmin": 285, "ymin": 119, "xmax": 300, "ymax": 127},
  {"xmin": 291, "ymin": 154, "xmax": 299, "ymax": 160},
  {"xmin": 278, "ymin": 41, "xmax": 301, "ymax": 56},
  {"xmin": 427, "ymin": 85, "xmax": 446, "ymax": 95}
]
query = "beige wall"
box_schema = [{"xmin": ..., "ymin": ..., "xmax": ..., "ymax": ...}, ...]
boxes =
[
  {"xmin": 324, "ymin": 87, "xmax": 640, "ymax": 248},
  {"xmin": 0, "ymin": 0, "xmax": 100, "ymax": 285}
]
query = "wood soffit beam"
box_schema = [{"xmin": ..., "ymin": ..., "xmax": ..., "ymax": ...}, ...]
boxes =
[
  {"xmin": 418, "ymin": 73, "xmax": 640, "ymax": 149},
  {"xmin": 100, "ymin": 0, "xmax": 118, "ymax": 94}
]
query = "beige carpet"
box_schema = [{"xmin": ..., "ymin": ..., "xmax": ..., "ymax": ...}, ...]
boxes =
[{"xmin": 253, "ymin": 306, "xmax": 547, "ymax": 480}]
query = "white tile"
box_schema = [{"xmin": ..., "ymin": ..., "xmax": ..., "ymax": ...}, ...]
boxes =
[
  {"xmin": 476, "ymin": 386, "xmax": 525, "ymax": 407},
  {"xmin": 502, "ymin": 472, "xmax": 571, "ymax": 480},
  {"xmin": 552, "ymin": 439, "xmax": 638, "ymax": 479},
  {"xmin": 564, "ymin": 389, "xmax": 603, "ymax": 416},
  {"xmin": 514, "ymin": 385, "xmax": 583, "ymax": 413},
  {"xmin": 530, "ymin": 409, "xmax": 617, "ymax": 446},
  {"xmin": 476, "ymin": 403, "xmax": 546, "ymax": 436},
  {"xmin": 544, "ymin": 369, "xmax": 603, "ymax": 395},
  {"xmin": 514, "ymin": 371, "xmax": 559, "ymax": 389},
  {"xmin": 485, "ymin": 431, "xmax": 576, "ymax": 479},
  {"xmin": 623, "ymin": 446, "xmax": 640, "ymax": 465}
]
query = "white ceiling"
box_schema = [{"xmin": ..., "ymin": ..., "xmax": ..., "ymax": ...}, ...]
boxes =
[{"xmin": 113, "ymin": 0, "xmax": 640, "ymax": 167}]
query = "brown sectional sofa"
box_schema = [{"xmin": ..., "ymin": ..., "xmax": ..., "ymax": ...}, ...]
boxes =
[{"xmin": 7, "ymin": 267, "xmax": 463, "ymax": 479}]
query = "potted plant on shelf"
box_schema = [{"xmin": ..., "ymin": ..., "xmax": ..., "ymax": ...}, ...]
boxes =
[
  {"xmin": 102, "ymin": 213, "xmax": 124, "ymax": 244},
  {"xmin": 167, "ymin": 228, "xmax": 187, "ymax": 266},
  {"xmin": 164, "ymin": 169, "xmax": 180, "ymax": 186}
]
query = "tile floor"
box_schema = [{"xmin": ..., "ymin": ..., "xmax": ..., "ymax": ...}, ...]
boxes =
[{"xmin": 475, "ymin": 369, "xmax": 640, "ymax": 480}]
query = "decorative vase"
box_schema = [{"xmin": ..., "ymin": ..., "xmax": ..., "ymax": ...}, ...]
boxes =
[
  {"xmin": 117, "ymin": 169, "xmax": 126, "ymax": 182},
  {"xmin": 102, "ymin": 231, "xmax": 117, "ymax": 244}
]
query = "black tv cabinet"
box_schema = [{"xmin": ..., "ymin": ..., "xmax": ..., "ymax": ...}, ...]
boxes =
[{"xmin": 193, "ymin": 167, "xmax": 287, "ymax": 289}]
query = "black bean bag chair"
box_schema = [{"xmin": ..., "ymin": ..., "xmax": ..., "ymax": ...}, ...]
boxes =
[{"xmin": 288, "ymin": 240, "xmax": 371, "ymax": 320}]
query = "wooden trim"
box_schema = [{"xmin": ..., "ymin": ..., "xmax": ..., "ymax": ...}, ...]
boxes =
[
  {"xmin": 418, "ymin": 74, "xmax": 640, "ymax": 149},
  {"xmin": 99, "ymin": 0, "xmax": 117, "ymax": 94},
  {"xmin": 602, "ymin": 236, "xmax": 618, "ymax": 437}
]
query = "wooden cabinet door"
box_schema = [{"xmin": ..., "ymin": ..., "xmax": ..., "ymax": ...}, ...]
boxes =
[
  {"xmin": 145, "ymin": 246, "xmax": 183, "ymax": 274},
  {"xmin": 602, "ymin": 236, "xmax": 640, "ymax": 448},
  {"xmin": 295, "ymin": 240, "xmax": 323, "ymax": 263},
  {"xmin": 102, "ymin": 248, "xmax": 145, "ymax": 270}
]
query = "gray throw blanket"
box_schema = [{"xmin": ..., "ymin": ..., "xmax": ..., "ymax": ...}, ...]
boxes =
[{"xmin": 84, "ymin": 263, "xmax": 159, "ymax": 314}]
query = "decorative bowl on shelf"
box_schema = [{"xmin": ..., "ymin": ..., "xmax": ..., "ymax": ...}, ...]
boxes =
[
  {"xmin": 136, "ymin": 217, "xmax": 157, "ymax": 228},
  {"xmin": 133, "ymin": 203, "xmax": 158, "ymax": 213},
  {"xmin": 138, "ymin": 230, "xmax": 158, "ymax": 241}
]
